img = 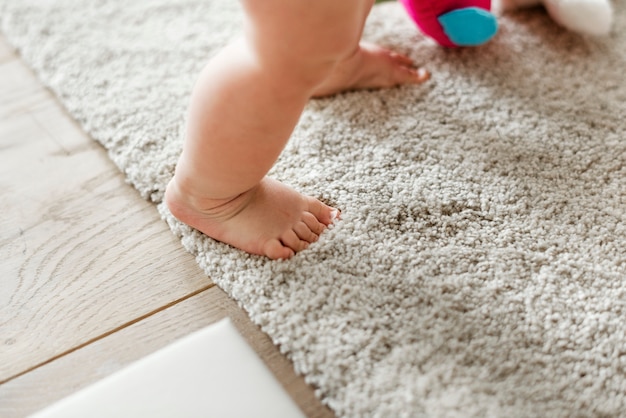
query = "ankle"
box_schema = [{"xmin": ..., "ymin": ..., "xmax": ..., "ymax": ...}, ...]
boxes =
[{"xmin": 166, "ymin": 175, "xmax": 232, "ymax": 214}]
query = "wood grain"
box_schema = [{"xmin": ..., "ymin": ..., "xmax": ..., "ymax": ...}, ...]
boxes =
[
  {"xmin": 0, "ymin": 33, "xmax": 333, "ymax": 417},
  {"xmin": 0, "ymin": 286, "xmax": 334, "ymax": 418},
  {"xmin": 0, "ymin": 44, "xmax": 209, "ymax": 382}
]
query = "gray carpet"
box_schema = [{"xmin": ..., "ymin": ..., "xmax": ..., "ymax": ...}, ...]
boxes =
[{"xmin": 2, "ymin": 0, "xmax": 625, "ymax": 416}]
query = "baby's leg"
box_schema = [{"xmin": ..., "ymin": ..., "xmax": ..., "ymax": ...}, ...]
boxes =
[
  {"xmin": 166, "ymin": 0, "xmax": 430, "ymax": 259},
  {"xmin": 166, "ymin": 0, "xmax": 377, "ymax": 259}
]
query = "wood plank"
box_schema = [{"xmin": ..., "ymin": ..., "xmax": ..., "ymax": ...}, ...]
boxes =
[
  {"xmin": 0, "ymin": 59, "xmax": 50, "ymax": 119},
  {"xmin": 0, "ymin": 35, "xmax": 331, "ymax": 417},
  {"xmin": 0, "ymin": 49, "xmax": 209, "ymax": 381},
  {"xmin": 0, "ymin": 35, "xmax": 14, "ymax": 64},
  {"xmin": 0, "ymin": 286, "xmax": 335, "ymax": 418}
]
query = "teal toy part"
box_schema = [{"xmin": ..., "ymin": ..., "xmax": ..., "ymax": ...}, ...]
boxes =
[{"xmin": 437, "ymin": 7, "xmax": 498, "ymax": 47}]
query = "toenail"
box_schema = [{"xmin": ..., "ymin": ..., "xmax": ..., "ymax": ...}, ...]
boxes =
[
  {"xmin": 330, "ymin": 209, "xmax": 340, "ymax": 222},
  {"xmin": 416, "ymin": 68, "xmax": 429, "ymax": 81}
]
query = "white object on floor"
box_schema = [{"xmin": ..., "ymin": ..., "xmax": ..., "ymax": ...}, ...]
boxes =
[
  {"xmin": 497, "ymin": 0, "xmax": 613, "ymax": 35},
  {"xmin": 30, "ymin": 319, "xmax": 305, "ymax": 418}
]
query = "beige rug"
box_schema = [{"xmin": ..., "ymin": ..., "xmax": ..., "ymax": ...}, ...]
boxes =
[{"xmin": 2, "ymin": 0, "xmax": 625, "ymax": 416}]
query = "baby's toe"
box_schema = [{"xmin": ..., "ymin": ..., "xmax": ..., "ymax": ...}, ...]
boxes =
[
  {"xmin": 388, "ymin": 51, "xmax": 415, "ymax": 67},
  {"xmin": 302, "ymin": 212, "xmax": 326, "ymax": 235},
  {"xmin": 392, "ymin": 65, "xmax": 430, "ymax": 86},
  {"xmin": 280, "ymin": 230, "xmax": 309, "ymax": 253},
  {"xmin": 306, "ymin": 198, "xmax": 339, "ymax": 226},
  {"xmin": 294, "ymin": 221, "xmax": 319, "ymax": 243},
  {"xmin": 263, "ymin": 239, "xmax": 294, "ymax": 260}
]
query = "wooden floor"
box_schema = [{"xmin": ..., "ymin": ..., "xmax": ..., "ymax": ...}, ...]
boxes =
[{"xmin": 0, "ymin": 35, "xmax": 333, "ymax": 418}]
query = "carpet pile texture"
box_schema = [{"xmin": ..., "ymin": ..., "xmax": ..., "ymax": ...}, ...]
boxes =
[{"xmin": 2, "ymin": 1, "xmax": 625, "ymax": 416}]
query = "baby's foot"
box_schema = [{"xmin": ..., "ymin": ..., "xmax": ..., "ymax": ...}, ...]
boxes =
[
  {"xmin": 165, "ymin": 177, "xmax": 338, "ymax": 260},
  {"xmin": 312, "ymin": 42, "xmax": 429, "ymax": 98}
]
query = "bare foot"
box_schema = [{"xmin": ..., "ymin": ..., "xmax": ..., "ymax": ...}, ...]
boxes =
[
  {"xmin": 312, "ymin": 42, "xmax": 430, "ymax": 97},
  {"xmin": 165, "ymin": 177, "xmax": 338, "ymax": 260}
]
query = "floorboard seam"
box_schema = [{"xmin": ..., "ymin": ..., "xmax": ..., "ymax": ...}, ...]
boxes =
[{"xmin": 0, "ymin": 283, "xmax": 215, "ymax": 385}]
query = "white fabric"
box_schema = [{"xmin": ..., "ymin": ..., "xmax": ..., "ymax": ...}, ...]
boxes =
[
  {"xmin": 497, "ymin": 0, "xmax": 613, "ymax": 35},
  {"xmin": 543, "ymin": 0, "xmax": 613, "ymax": 35}
]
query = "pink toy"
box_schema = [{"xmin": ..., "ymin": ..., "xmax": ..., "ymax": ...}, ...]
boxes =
[{"xmin": 400, "ymin": 0, "xmax": 498, "ymax": 47}]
